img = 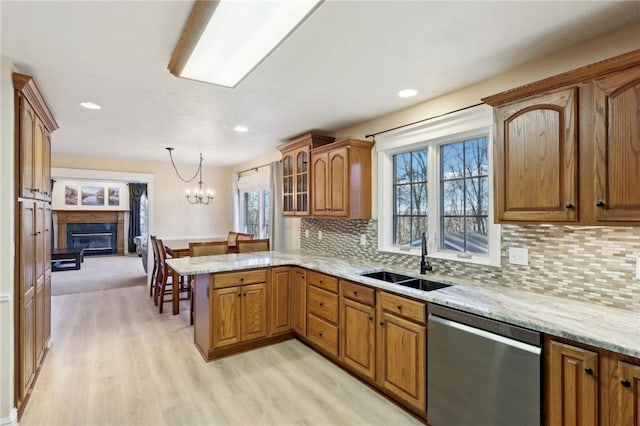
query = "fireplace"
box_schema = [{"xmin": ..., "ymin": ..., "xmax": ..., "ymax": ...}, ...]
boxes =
[
  {"xmin": 66, "ymin": 223, "xmax": 117, "ymax": 256},
  {"xmin": 56, "ymin": 211, "xmax": 125, "ymax": 255}
]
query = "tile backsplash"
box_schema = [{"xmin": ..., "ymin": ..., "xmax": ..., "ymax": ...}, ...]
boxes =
[{"xmin": 300, "ymin": 218, "xmax": 640, "ymax": 311}]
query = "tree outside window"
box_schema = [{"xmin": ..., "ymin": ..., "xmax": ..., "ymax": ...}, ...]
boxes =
[
  {"xmin": 393, "ymin": 149, "xmax": 427, "ymax": 248},
  {"xmin": 242, "ymin": 189, "xmax": 270, "ymax": 238}
]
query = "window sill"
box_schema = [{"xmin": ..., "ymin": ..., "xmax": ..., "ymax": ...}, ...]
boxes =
[{"xmin": 378, "ymin": 246, "xmax": 501, "ymax": 267}]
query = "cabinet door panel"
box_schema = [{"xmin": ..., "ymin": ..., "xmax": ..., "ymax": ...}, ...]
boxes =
[
  {"xmin": 242, "ymin": 283, "xmax": 267, "ymax": 341},
  {"xmin": 33, "ymin": 117, "xmax": 45, "ymax": 199},
  {"xmin": 295, "ymin": 148, "xmax": 310, "ymax": 216},
  {"xmin": 42, "ymin": 131, "xmax": 52, "ymax": 200},
  {"xmin": 495, "ymin": 88, "xmax": 578, "ymax": 222},
  {"xmin": 548, "ymin": 341, "xmax": 598, "ymax": 426},
  {"xmin": 328, "ymin": 147, "xmax": 348, "ymax": 216},
  {"xmin": 282, "ymin": 153, "xmax": 294, "ymax": 215},
  {"xmin": 212, "ymin": 287, "xmax": 241, "ymax": 348},
  {"xmin": 292, "ymin": 268, "xmax": 306, "ymax": 336},
  {"xmin": 19, "ymin": 99, "xmax": 35, "ymax": 199},
  {"xmin": 618, "ymin": 361, "xmax": 640, "ymax": 426},
  {"xmin": 19, "ymin": 200, "xmax": 36, "ymax": 399},
  {"xmin": 377, "ymin": 311, "xmax": 426, "ymax": 414},
  {"xmin": 340, "ymin": 298, "xmax": 375, "ymax": 380},
  {"xmin": 270, "ymin": 268, "xmax": 292, "ymax": 335},
  {"xmin": 311, "ymin": 152, "xmax": 328, "ymax": 215},
  {"xmin": 593, "ymin": 65, "xmax": 640, "ymax": 221}
]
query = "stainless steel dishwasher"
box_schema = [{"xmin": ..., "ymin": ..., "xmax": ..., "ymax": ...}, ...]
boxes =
[{"xmin": 427, "ymin": 304, "xmax": 542, "ymax": 426}]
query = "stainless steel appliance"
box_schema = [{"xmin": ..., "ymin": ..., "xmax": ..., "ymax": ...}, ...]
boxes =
[{"xmin": 427, "ymin": 304, "xmax": 542, "ymax": 426}]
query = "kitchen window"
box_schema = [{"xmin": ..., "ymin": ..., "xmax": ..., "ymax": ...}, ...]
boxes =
[
  {"xmin": 377, "ymin": 105, "xmax": 500, "ymax": 266},
  {"xmin": 241, "ymin": 189, "xmax": 270, "ymax": 239}
]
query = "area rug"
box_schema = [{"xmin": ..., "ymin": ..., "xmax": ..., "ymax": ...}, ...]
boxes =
[{"xmin": 52, "ymin": 254, "xmax": 148, "ymax": 296}]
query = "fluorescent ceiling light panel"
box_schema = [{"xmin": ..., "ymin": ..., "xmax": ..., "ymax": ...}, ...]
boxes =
[{"xmin": 180, "ymin": 0, "xmax": 322, "ymax": 88}]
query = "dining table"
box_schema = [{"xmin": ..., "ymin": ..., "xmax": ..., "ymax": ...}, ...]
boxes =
[{"xmin": 163, "ymin": 237, "xmax": 230, "ymax": 314}]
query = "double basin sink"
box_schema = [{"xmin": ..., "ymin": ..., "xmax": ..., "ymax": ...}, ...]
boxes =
[{"xmin": 360, "ymin": 270, "xmax": 451, "ymax": 291}]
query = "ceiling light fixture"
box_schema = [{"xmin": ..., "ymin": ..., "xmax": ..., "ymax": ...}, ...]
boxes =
[
  {"xmin": 234, "ymin": 125, "xmax": 248, "ymax": 133},
  {"xmin": 397, "ymin": 89, "xmax": 418, "ymax": 98},
  {"xmin": 165, "ymin": 147, "xmax": 214, "ymax": 205},
  {"xmin": 80, "ymin": 102, "xmax": 101, "ymax": 110},
  {"xmin": 168, "ymin": 0, "xmax": 322, "ymax": 88}
]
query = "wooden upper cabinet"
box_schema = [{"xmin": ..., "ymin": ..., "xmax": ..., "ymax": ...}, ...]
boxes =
[
  {"xmin": 278, "ymin": 134, "xmax": 334, "ymax": 216},
  {"xmin": 493, "ymin": 88, "xmax": 578, "ymax": 222},
  {"xmin": 310, "ymin": 138, "xmax": 373, "ymax": 219},
  {"xmin": 592, "ymin": 65, "xmax": 640, "ymax": 222},
  {"xmin": 19, "ymin": 99, "xmax": 36, "ymax": 199},
  {"xmin": 484, "ymin": 49, "xmax": 640, "ymax": 225},
  {"xmin": 547, "ymin": 340, "xmax": 598, "ymax": 426}
]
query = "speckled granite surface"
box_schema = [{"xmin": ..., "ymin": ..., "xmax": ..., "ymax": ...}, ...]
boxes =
[{"xmin": 167, "ymin": 251, "xmax": 640, "ymax": 358}]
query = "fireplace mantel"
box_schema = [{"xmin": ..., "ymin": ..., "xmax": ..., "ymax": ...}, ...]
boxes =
[{"xmin": 56, "ymin": 210, "xmax": 125, "ymax": 254}]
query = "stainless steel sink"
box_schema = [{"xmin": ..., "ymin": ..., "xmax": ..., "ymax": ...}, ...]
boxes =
[
  {"xmin": 359, "ymin": 270, "xmax": 452, "ymax": 291},
  {"xmin": 360, "ymin": 271, "xmax": 414, "ymax": 283}
]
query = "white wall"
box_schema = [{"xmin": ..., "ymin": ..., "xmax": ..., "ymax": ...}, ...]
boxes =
[{"xmin": 0, "ymin": 55, "xmax": 17, "ymax": 424}]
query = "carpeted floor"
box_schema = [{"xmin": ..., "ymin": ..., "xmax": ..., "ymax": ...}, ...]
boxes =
[{"xmin": 52, "ymin": 254, "xmax": 148, "ymax": 296}]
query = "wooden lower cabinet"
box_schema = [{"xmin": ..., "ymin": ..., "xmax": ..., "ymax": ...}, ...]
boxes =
[
  {"xmin": 546, "ymin": 337, "xmax": 640, "ymax": 426},
  {"xmin": 376, "ymin": 309, "xmax": 426, "ymax": 415},
  {"xmin": 548, "ymin": 340, "xmax": 599, "ymax": 426},
  {"xmin": 339, "ymin": 297, "xmax": 375, "ymax": 380},
  {"xmin": 292, "ymin": 267, "xmax": 306, "ymax": 336},
  {"xmin": 270, "ymin": 267, "xmax": 292, "ymax": 336},
  {"xmin": 211, "ymin": 283, "xmax": 267, "ymax": 349}
]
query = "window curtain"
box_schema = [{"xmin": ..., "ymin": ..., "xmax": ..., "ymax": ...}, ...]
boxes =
[
  {"xmin": 269, "ymin": 161, "xmax": 284, "ymax": 251},
  {"xmin": 231, "ymin": 172, "xmax": 240, "ymax": 232},
  {"xmin": 128, "ymin": 183, "xmax": 147, "ymax": 253}
]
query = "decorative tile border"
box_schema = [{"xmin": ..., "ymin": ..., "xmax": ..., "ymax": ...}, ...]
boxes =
[{"xmin": 300, "ymin": 218, "xmax": 640, "ymax": 311}]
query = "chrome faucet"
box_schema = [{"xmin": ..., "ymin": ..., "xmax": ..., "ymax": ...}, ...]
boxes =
[{"xmin": 420, "ymin": 232, "xmax": 433, "ymax": 274}]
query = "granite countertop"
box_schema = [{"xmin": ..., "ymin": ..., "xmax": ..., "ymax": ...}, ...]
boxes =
[{"xmin": 167, "ymin": 250, "xmax": 640, "ymax": 358}]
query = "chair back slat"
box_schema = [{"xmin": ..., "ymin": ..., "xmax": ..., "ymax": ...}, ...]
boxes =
[
  {"xmin": 236, "ymin": 238, "xmax": 270, "ymax": 253},
  {"xmin": 189, "ymin": 241, "xmax": 229, "ymax": 257}
]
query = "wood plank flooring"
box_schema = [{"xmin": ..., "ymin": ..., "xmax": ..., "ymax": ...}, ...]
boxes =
[{"xmin": 21, "ymin": 283, "xmax": 422, "ymax": 425}]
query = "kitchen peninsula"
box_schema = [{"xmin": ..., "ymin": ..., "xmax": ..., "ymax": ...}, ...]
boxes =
[{"xmin": 167, "ymin": 251, "xmax": 640, "ymax": 423}]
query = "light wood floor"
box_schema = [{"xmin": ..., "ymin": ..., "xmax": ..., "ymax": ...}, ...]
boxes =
[{"xmin": 21, "ymin": 283, "xmax": 422, "ymax": 425}]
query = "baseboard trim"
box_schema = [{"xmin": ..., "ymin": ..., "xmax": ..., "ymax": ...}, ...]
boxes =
[{"xmin": 0, "ymin": 408, "xmax": 18, "ymax": 426}]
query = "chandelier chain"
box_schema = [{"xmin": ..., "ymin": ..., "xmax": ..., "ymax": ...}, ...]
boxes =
[{"xmin": 166, "ymin": 148, "xmax": 201, "ymax": 183}]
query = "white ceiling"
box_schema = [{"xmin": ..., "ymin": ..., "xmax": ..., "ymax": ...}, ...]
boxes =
[{"xmin": 2, "ymin": 1, "xmax": 640, "ymax": 167}]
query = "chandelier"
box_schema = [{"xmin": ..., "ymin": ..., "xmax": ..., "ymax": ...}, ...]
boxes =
[{"xmin": 166, "ymin": 147, "xmax": 214, "ymax": 205}]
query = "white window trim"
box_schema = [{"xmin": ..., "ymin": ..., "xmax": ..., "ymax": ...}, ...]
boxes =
[{"xmin": 375, "ymin": 104, "xmax": 501, "ymax": 267}]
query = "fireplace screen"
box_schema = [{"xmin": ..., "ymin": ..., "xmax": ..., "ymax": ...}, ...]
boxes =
[{"xmin": 66, "ymin": 223, "xmax": 117, "ymax": 255}]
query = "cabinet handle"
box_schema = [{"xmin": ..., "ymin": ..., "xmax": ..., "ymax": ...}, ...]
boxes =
[
  {"xmin": 237, "ymin": 293, "xmax": 242, "ymax": 297},
  {"xmin": 397, "ymin": 305, "xmax": 403, "ymax": 310},
  {"xmin": 565, "ymin": 203, "xmax": 574, "ymax": 209},
  {"xmin": 240, "ymin": 277, "xmax": 244, "ymax": 282},
  {"xmin": 596, "ymin": 201, "xmax": 605, "ymax": 207},
  {"xmin": 319, "ymin": 280, "xmax": 323, "ymax": 284},
  {"xmin": 319, "ymin": 302, "xmax": 324, "ymax": 306},
  {"xmin": 379, "ymin": 321, "xmax": 385, "ymax": 326},
  {"xmin": 243, "ymin": 293, "xmax": 247, "ymax": 297},
  {"xmin": 621, "ymin": 379, "xmax": 631, "ymax": 388},
  {"xmin": 584, "ymin": 368, "xmax": 594, "ymax": 376},
  {"xmin": 318, "ymin": 332, "xmax": 323, "ymax": 337},
  {"xmin": 368, "ymin": 316, "xmax": 373, "ymax": 321},
  {"xmin": 45, "ymin": 229, "xmax": 50, "ymax": 232},
  {"xmin": 353, "ymin": 291, "xmax": 358, "ymax": 296}
]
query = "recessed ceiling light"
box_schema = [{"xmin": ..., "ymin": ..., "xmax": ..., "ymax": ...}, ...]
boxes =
[
  {"xmin": 80, "ymin": 102, "xmax": 101, "ymax": 110},
  {"xmin": 234, "ymin": 126, "xmax": 248, "ymax": 133},
  {"xmin": 169, "ymin": 0, "xmax": 322, "ymax": 88},
  {"xmin": 398, "ymin": 89, "xmax": 418, "ymax": 98}
]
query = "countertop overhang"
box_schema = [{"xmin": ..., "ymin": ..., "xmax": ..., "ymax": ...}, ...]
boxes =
[{"xmin": 167, "ymin": 250, "xmax": 640, "ymax": 358}]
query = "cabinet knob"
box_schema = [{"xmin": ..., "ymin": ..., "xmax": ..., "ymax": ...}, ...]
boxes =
[
  {"xmin": 240, "ymin": 277, "xmax": 244, "ymax": 282},
  {"xmin": 397, "ymin": 305, "xmax": 403, "ymax": 310},
  {"xmin": 318, "ymin": 332, "xmax": 323, "ymax": 337},
  {"xmin": 565, "ymin": 203, "xmax": 574, "ymax": 209},
  {"xmin": 237, "ymin": 293, "xmax": 242, "ymax": 297},
  {"xmin": 353, "ymin": 291, "xmax": 358, "ymax": 296},
  {"xmin": 379, "ymin": 321, "xmax": 385, "ymax": 326},
  {"xmin": 621, "ymin": 379, "xmax": 631, "ymax": 388},
  {"xmin": 596, "ymin": 201, "xmax": 605, "ymax": 207},
  {"xmin": 584, "ymin": 368, "xmax": 594, "ymax": 376},
  {"xmin": 368, "ymin": 316, "xmax": 373, "ymax": 321},
  {"xmin": 319, "ymin": 302, "xmax": 324, "ymax": 306}
]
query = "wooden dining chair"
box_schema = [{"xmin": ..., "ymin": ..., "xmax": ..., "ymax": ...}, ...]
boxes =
[
  {"xmin": 149, "ymin": 235, "xmax": 159, "ymax": 298},
  {"xmin": 188, "ymin": 241, "xmax": 229, "ymax": 325},
  {"xmin": 236, "ymin": 238, "xmax": 270, "ymax": 253},
  {"xmin": 155, "ymin": 238, "xmax": 190, "ymax": 314},
  {"xmin": 228, "ymin": 232, "xmax": 253, "ymax": 253}
]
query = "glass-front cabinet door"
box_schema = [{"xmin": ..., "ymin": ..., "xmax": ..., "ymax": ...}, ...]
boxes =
[
  {"xmin": 282, "ymin": 154, "xmax": 294, "ymax": 215},
  {"xmin": 295, "ymin": 148, "xmax": 310, "ymax": 215}
]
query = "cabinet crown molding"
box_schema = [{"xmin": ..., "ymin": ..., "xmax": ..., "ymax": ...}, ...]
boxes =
[{"xmin": 13, "ymin": 73, "xmax": 59, "ymax": 133}]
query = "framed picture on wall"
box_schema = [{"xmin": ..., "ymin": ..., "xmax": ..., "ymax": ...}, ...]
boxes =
[
  {"xmin": 108, "ymin": 187, "xmax": 120, "ymax": 206},
  {"xmin": 81, "ymin": 185, "xmax": 105, "ymax": 206},
  {"xmin": 65, "ymin": 185, "xmax": 78, "ymax": 205}
]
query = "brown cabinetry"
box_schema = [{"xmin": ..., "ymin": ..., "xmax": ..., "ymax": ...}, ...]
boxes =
[
  {"xmin": 376, "ymin": 291, "xmax": 427, "ymax": 416},
  {"xmin": 292, "ymin": 267, "xmax": 307, "ymax": 337},
  {"xmin": 339, "ymin": 281, "xmax": 376, "ymax": 381},
  {"xmin": 278, "ymin": 133, "xmax": 334, "ymax": 216},
  {"xmin": 483, "ymin": 49, "xmax": 640, "ymax": 225},
  {"xmin": 546, "ymin": 336, "xmax": 640, "ymax": 426},
  {"xmin": 13, "ymin": 73, "xmax": 58, "ymax": 416},
  {"xmin": 306, "ymin": 271, "xmax": 339, "ymax": 357},
  {"xmin": 212, "ymin": 283, "xmax": 267, "ymax": 349},
  {"xmin": 310, "ymin": 139, "xmax": 373, "ymax": 219},
  {"xmin": 270, "ymin": 267, "xmax": 292, "ymax": 336}
]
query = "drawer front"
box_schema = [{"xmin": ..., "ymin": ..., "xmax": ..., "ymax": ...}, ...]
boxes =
[
  {"xmin": 379, "ymin": 291, "xmax": 426, "ymax": 324},
  {"xmin": 340, "ymin": 280, "xmax": 375, "ymax": 306},
  {"xmin": 214, "ymin": 269, "xmax": 268, "ymax": 289},
  {"xmin": 307, "ymin": 314, "xmax": 338, "ymax": 357},
  {"xmin": 308, "ymin": 285, "xmax": 339, "ymax": 324},
  {"xmin": 307, "ymin": 271, "xmax": 338, "ymax": 293}
]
